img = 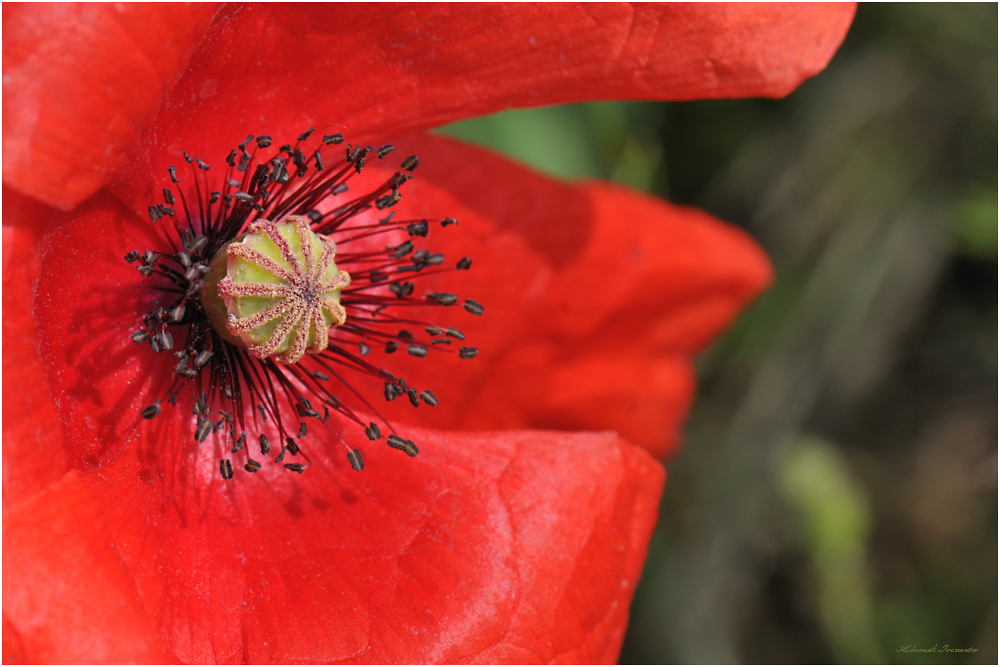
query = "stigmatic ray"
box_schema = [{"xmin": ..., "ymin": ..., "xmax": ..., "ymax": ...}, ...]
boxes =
[{"xmin": 125, "ymin": 129, "xmax": 481, "ymax": 479}]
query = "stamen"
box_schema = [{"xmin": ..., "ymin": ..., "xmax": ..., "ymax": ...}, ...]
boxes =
[{"xmin": 126, "ymin": 130, "xmax": 481, "ymax": 478}]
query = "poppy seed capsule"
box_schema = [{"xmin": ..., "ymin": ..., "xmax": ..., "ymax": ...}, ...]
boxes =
[{"xmin": 199, "ymin": 215, "xmax": 350, "ymax": 364}]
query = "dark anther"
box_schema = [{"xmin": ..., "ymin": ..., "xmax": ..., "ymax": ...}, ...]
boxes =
[
  {"xmin": 169, "ymin": 304, "xmax": 186, "ymax": 322},
  {"xmin": 183, "ymin": 151, "xmax": 193, "ymax": 163},
  {"xmin": 387, "ymin": 434, "xmax": 419, "ymax": 457},
  {"xmin": 457, "ymin": 257, "xmax": 472, "ymax": 270},
  {"xmin": 389, "ymin": 282, "xmax": 414, "ymax": 298},
  {"xmin": 459, "ymin": 346, "xmax": 479, "ymax": 359},
  {"xmin": 255, "ymin": 135, "xmax": 272, "ymax": 148},
  {"xmin": 279, "ymin": 143, "xmax": 293, "ymax": 154},
  {"xmin": 239, "ymin": 134, "xmax": 254, "ymax": 150},
  {"xmin": 369, "ymin": 270, "xmax": 388, "ymax": 283},
  {"xmin": 384, "ymin": 382, "xmax": 398, "ymax": 402},
  {"xmin": 296, "ymin": 397, "xmax": 321, "ymax": 419},
  {"xmin": 214, "ymin": 419, "xmax": 227, "ymax": 434},
  {"xmin": 406, "ymin": 221, "xmax": 429, "ymax": 237},
  {"xmin": 442, "ymin": 217, "xmax": 458, "ymax": 227},
  {"xmin": 197, "ymin": 159, "xmax": 211, "ymax": 171},
  {"xmin": 359, "ymin": 342, "xmax": 371, "ymax": 356},
  {"xmin": 175, "ymin": 358, "xmax": 196, "ymax": 379},
  {"xmin": 168, "ymin": 165, "xmax": 179, "ymax": 183},
  {"xmin": 464, "ymin": 299, "xmax": 484, "ymax": 315},
  {"xmin": 194, "ymin": 350, "xmax": 214, "ymax": 367},
  {"xmin": 375, "ymin": 191, "xmax": 402, "ymax": 209},
  {"xmin": 141, "ymin": 401, "xmax": 161, "ymax": 419},
  {"xmin": 332, "ymin": 183, "xmax": 348, "ymax": 195},
  {"xmin": 313, "ymin": 369, "xmax": 330, "ymax": 381},
  {"xmin": 226, "ymin": 150, "xmax": 237, "ymax": 167},
  {"xmin": 407, "ymin": 387, "xmax": 420, "ymax": 407},
  {"xmin": 259, "ymin": 433, "xmax": 271, "ymax": 455},
  {"xmin": 365, "ymin": 422, "xmax": 381, "ymax": 440},
  {"xmin": 385, "ymin": 340, "xmax": 398, "ymax": 354},
  {"xmin": 407, "ymin": 344, "xmax": 428, "ymax": 358},
  {"xmin": 390, "ymin": 240, "xmax": 414, "ymax": 258},
  {"xmin": 427, "ymin": 292, "xmax": 458, "ymax": 306},
  {"xmin": 154, "ymin": 331, "xmax": 174, "ymax": 352},
  {"xmin": 284, "ymin": 463, "xmax": 306, "ymax": 474},
  {"xmin": 432, "ymin": 338, "xmax": 452, "ymax": 345},
  {"xmin": 131, "ymin": 330, "xmax": 149, "ymax": 344},
  {"xmin": 269, "ymin": 159, "xmax": 289, "ymax": 183},
  {"xmin": 234, "ymin": 432, "xmax": 247, "ymax": 452},
  {"xmin": 419, "ymin": 390, "xmax": 439, "ymax": 407},
  {"xmin": 298, "ymin": 126, "xmax": 315, "ymax": 141},
  {"xmin": 446, "ymin": 327, "xmax": 465, "ymax": 340},
  {"xmin": 174, "ymin": 358, "xmax": 198, "ymax": 378},
  {"xmin": 244, "ymin": 458, "xmax": 261, "ymax": 473},
  {"xmin": 401, "ymin": 155, "xmax": 419, "ymax": 171},
  {"xmin": 226, "ymin": 178, "xmax": 241, "ymax": 188},
  {"xmin": 220, "ymin": 459, "xmax": 234, "ymax": 480},
  {"xmin": 163, "ymin": 188, "xmax": 175, "ymax": 204},
  {"xmin": 348, "ymin": 449, "xmax": 365, "ymax": 471},
  {"xmin": 177, "ymin": 251, "xmax": 192, "ymax": 268},
  {"xmin": 297, "ymin": 422, "xmax": 308, "ymax": 438},
  {"xmin": 292, "ymin": 148, "xmax": 307, "ymax": 172},
  {"xmin": 148, "ymin": 206, "xmax": 162, "ymax": 222},
  {"xmin": 312, "ymin": 151, "xmax": 324, "ymax": 171},
  {"xmin": 305, "ymin": 210, "xmax": 322, "ymax": 223},
  {"xmin": 377, "ymin": 144, "xmax": 394, "ymax": 159},
  {"xmin": 323, "ymin": 133, "xmax": 344, "ymax": 145},
  {"xmin": 195, "ymin": 417, "xmax": 213, "ymax": 443},
  {"xmin": 398, "ymin": 329, "xmax": 414, "ymax": 340},
  {"xmin": 234, "ymin": 191, "xmax": 253, "ymax": 202},
  {"xmin": 425, "ymin": 253, "xmax": 445, "ymax": 266},
  {"xmin": 237, "ymin": 153, "xmax": 250, "ymax": 172},
  {"xmin": 285, "ymin": 438, "xmax": 300, "ymax": 456},
  {"xmin": 125, "ymin": 250, "xmax": 142, "ymax": 264},
  {"xmin": 210, "ymin": 192, "xmax": 221, "ymax": 204}
]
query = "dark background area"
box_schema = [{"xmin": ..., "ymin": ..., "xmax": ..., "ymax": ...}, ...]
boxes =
[{"xmin": 439, "ymin": 4, "xmax": 997, "ymax": 663}]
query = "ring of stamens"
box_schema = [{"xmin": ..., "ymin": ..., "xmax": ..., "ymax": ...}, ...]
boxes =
[
  {"xmin": 218, "ymin": 215, "xmax": 350, "ymax": 364},
  {"xmin": 127, "ymin": 131, "xmax": 482, "ymax": 479}
]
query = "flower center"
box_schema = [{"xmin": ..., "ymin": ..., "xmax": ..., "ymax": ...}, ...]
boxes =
[
  {"xmin": 202, "ymin": 216, "xmax": 350, "ymax": 364},
  {"xmin": 125, "ymin": 129, "xmax": 482, "ymax": 479}
]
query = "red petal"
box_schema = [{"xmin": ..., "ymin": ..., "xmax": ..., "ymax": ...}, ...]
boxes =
[
  {"xmin": 91, "ymin": 127, "xmax": 770, "ymax": 461},
  {"xmin": 21, "ymin": 185, "xmax": 665, "ymax": 662},
  {"xmin": 2, "ymin": 3, "xmax": 219, "ymax": 210},
  {"xmin": 290, "ymin": 134, "xmax": 770, "ymax": 459},
  {"xmin": 152, "ymin": 4, "xmax": 854, "ymax": 152},
  {"xmin": 2, "ymin": 188, "xmax": 71, "ymax": 509}
]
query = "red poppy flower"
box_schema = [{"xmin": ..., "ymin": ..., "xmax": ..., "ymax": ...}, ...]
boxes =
[{"xmin": 3, "ymin": 4, "xmax": 855, "ymax": 664}]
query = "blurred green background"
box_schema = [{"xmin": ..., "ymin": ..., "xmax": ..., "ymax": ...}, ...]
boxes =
[{"xmin": 437, "ymin": 4, "xmax": 997, "ymax": 664}]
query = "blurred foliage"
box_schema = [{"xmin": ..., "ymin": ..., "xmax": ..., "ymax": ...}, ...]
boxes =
[{"xmin": 438, "ymin": 3, "xmax": 997, "ymax": 664}]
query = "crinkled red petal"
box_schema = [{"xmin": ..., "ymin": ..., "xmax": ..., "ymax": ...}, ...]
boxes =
[
  {"xmin": 97, "ymin": 130, "xmax": 771, "ymax": 460},
  {"xmin": 3, "ymin": 3, "xmax": 855, "ymax": 211},
  {"xmin": 155, "ymin": 3, "xmax": 855, "ymax": 150},
  {"xmin": 366, "ymin": 134, "xmax": 773, "ymax": 458},
  {"xmin": 2, "ymin": 189, "xmax": 72, "ymax": 506},
  {"xmin": 2, "ymin": 3, "xmax": 219, "ymax": 210}
]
